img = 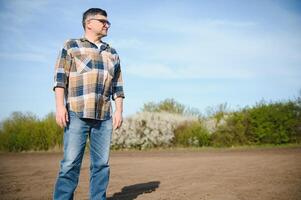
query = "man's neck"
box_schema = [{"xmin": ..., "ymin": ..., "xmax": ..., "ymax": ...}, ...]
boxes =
[{"xmin": 84, "ymin": 33, "xmax": 103, "ymax": 44}]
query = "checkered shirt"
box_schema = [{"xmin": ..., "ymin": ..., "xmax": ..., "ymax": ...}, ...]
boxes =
[{"xmin": 53, "ymin": 37, "xmax": 125, "ymax": 120}]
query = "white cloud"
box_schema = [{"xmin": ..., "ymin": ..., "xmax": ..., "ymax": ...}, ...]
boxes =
[{"xmin": 117, "ymin": 9, "xmax": 301, "ymax": 80}]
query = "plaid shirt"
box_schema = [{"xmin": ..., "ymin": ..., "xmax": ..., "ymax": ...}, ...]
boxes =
[{"xmin": 53, "ymin": 37, "xmax": 125, "ymax": 120}]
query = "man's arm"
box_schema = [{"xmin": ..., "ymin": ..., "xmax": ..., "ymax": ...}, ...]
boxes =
[
  {"xmin": 113, "ymin": 97, "xmax": 123, "ymax": 130},
  {"xmin": 55, "ymin": 87, "xmax": 68, "ymax": 128},
  {"xmin": 53, "ymin": 41, "xmax": 71, "ymax": 128}
]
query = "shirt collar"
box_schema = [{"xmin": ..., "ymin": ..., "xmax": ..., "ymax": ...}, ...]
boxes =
[{"xmin": 79, "ymin": 37, "xmax": 110, "ymax": 50}]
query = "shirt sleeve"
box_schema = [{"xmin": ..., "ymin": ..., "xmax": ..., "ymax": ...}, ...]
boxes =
[
  {"xmin": 53, "ymin": 42, "xmax": 71, "ymax": 91},
  {"xmin": 111, "ymin": 55, "xmax": 125, "ymax": 101}
]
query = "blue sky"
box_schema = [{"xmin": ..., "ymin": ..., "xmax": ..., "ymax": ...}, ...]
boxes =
[{"xmin": 0, "ymin": 0, "xmax": 300, "ymax": 120}]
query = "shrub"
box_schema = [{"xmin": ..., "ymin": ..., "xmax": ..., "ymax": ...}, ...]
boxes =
[
  {"xmin": 0, "ymin": 112, "xmax": 39, "ymax": 151},
  {"xmin": 247, "ymin": 100, "xmax": 301, "ymax": 144},
  {"xmin": 211, "ymin": 110, "xmax": 249, "ymax": 147},
  {"xmin": 0, "ymin": 112, "xmax": 63, "ymax": 152},
  {"xmin": 211, "ymin": 99, "xmax": 301, "ymax": 147},
  {"xmin": 35, "ymin": 112, "xmax": 63, "ymax": 151},
  {"xmin": 142, "ymin": 98, "xmax": 185, "ymax": 114},
  {"xmin": 142, "ymin": 98, "xmax": 202, "ymax": 118},
  {"xmin": 112, "ymin": 112, "xmax": 198, "ymax": 150},
  {"xmin": 173, "ymin": 121, "xmax": 211, "ymax": 147},
  {"xmin": 0, "ymin": 94, "xmax": 300, "ymax": 152}
]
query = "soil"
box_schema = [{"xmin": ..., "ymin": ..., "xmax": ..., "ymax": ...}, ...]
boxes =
[{"xmin": 0, "ymin": 146, "xmax": 301, "ymax": 200}]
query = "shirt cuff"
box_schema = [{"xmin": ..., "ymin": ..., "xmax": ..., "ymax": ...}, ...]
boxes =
[
  {"xmin": 112, "ymin": 92, "xmax": 125, "ymax": 101},
  {"xmin": 53, "ymin": 82, "xmax": 66, "ymax": 91}
]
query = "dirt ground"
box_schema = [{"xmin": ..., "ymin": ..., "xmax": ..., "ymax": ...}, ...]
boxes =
[{"xmin": 0, "ymin": 146, "xmax": 301, "ymax": 200}]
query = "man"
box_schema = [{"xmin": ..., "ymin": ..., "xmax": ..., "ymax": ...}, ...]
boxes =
[{"xmin": 53, "ymin": 8, "xmax": 125, "ymax": 200}]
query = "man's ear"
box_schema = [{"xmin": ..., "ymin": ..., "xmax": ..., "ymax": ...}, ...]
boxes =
[{"xmin": 85, "ymin": 20, "xmax": 91, "ymax": 30}]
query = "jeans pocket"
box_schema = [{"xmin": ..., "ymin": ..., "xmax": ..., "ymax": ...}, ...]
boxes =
[
  {"xmin": 67, "ymin": 110, "xmax": 78, "ymax": 124},
  {"xmin": 68, "ymin": 110, "xmax": 78, "ymax": 117}
]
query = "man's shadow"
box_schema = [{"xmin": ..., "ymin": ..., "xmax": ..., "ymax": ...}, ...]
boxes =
[{"xmin": 107, "ymin": 181, "xmax": 160, "ymax": 200}]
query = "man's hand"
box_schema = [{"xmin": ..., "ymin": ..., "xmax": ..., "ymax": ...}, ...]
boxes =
[
  {"xmin": 56, "ymin": 105, "xmax": 69, "ymax": 128},
  {"xmin": 55, "ymin": 87, "xmax": 68, "ymax": 128},
  {"xmin": 113, "ymin": 110, "xmax": 123, "ymax": 130}
]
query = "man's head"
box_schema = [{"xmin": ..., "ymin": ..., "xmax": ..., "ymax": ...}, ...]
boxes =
[{"xmin": 82, "ymin": 8, "xmax": 111, "ymax": 38}]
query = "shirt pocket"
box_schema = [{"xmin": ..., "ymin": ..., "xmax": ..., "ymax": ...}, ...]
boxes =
[
  {"xmin": 74, "ymin": 55, "xmax": 93, "ymax": 74},
  {"xmin": 104, "ymin": 53, "xmax": 117, "ymax": 77}
]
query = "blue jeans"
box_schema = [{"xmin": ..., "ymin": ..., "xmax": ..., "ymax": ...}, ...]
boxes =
[{"xmin": 53, "ymin": 111, "xmax": 113, "ymax": 200}]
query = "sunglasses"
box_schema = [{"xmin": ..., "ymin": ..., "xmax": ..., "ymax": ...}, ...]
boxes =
[{"xmin": 89, "ymin": 18, "xmax": 111, "ymax": 26}]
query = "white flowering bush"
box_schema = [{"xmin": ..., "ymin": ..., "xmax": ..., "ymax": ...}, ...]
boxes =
[
  {"xmin": 202, "ymin": 115, "xmax": 228, "ymax": 134},
  {"xmin": 111, "ymin": 112, "xmax": 198, "ymax": 149}
]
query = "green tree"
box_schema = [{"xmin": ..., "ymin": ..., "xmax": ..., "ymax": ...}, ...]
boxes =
[{"xmin": 142, "ymin": 98, "xmax": 202, "ymax": 118}]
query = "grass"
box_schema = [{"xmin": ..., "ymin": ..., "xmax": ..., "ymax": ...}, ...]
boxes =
[{"xmin": 109, "ymin": 142, "xmax": 301, "ymax": 153}]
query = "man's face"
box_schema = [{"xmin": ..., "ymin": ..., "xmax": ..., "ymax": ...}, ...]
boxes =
[{"xmin": 86, "ymin": 14, "xmax": 111, "ymax": 37}]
